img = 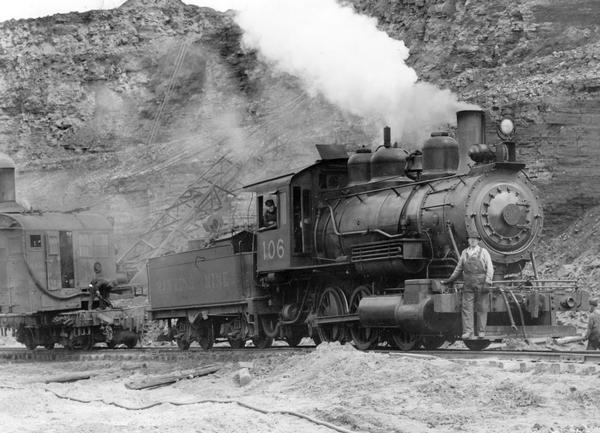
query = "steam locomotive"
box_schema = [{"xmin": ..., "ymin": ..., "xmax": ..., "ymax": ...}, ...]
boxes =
[
  {"xmin": 1, "ymin": 109, "xmax": 588, "ymax": 352},
  {"xmin": 0, "ymin": 154, "xmax": 144, "ymax": 350},
  {"xmin": 148, "ymin": 109, "xmax": 590, "ymax": 351}
]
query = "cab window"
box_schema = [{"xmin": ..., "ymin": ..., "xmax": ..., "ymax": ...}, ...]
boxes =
[
  {"xmin": 30, "ymin": 234, "xmax": 42, "ymax": 248},
  {"xmin": 259, "ymin": 195, "xmax": 278, "ymax": 229}
]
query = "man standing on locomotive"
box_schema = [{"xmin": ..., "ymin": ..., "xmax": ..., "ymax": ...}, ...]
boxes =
[
  {"xmin": 442, "ymin": 234, "xmax": 494, "ymax": 340},
  {"xmin": 585, "ymin": 298, "xmax": 600, "ymax": 350}
]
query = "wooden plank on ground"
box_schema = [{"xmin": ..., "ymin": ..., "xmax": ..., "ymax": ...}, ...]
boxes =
[
  {"xmin": 44, "ymin": 372, "xmax": 93, "ymax": 383},
  {"xmin": 125, "ymin": 365, "xmax": 220, "ymax": 390}
]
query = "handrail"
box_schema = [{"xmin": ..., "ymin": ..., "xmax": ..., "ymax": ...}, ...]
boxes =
[{"xmin": 325, "ymin": 204, "xmax": 412, "ymax": 239}]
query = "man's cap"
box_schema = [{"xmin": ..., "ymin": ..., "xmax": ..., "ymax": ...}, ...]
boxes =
[
  {"xmin": 590, "ymin": 298, "xmax": 599, "ymax": 307},
  {"xmin": 265, "ymin": 199, "xmax": 275, "ymax": 206}
]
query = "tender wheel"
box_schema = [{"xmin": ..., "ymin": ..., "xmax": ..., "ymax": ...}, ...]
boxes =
[
  {"xmin": 421, "ymin": 336, "xmax": 446, "ymax": 350},
  {"xmin": 348, "ymin": 285, "xmax": 378, "ymax": 350},
  {"xmin": 390, "ymin": 329, "xmax": 418, "ymax": 351},
  {"xmin": 176, "ymin": 338, "xmax": 191, "ymax": 350},
  {"xmin": 123, "ymin": 333, "xmax": 138, "ymax": 349},
  {"xmin": 251, "ymin": 335, "xmax": 273, "ymax": 349},
  {"xmin": 70, "ymin": 334, "xmax": 93, "ymax": 350},
  {"xmin": 23, "ymin": 330, "xmax": 37, "ymax": 350},
  {"xmin": 228, "ymin": 338, "xmax": 245, "ymax": 349},
  {"xmin": 316, "ymin": 286, "xmax": 348, "ymax": 343},
  {"xmin": 464, "ymin": 339, "xmax": 491, "ymax": 351},
  {"xmin": 198, "ymin": 323, "xmax": 214, "ymax": 351},
  {"xmin": 175, "ymin": 318, "xmax": 192, "ymax": 351},
  {"xmin": 44, "ymin": 342, "xmax": 55, "ymax": 350}
]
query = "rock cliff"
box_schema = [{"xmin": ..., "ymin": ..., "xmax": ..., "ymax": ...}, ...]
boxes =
[{"xmin": 0, "ymin": 0, "xmax": 598, "ymax": 270}]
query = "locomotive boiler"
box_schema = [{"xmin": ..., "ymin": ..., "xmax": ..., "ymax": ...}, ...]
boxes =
[{"xmin": 147, "ymin": 109, "xmax": 589, "ymax": 351}]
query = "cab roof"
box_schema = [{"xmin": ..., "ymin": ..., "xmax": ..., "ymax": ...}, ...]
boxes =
[{"xmin": 244, "ymin": 147, "xmax": 349, "ymax": 193}]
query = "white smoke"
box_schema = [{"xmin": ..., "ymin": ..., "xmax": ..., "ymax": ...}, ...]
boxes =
[{"xmin": 192, "ymin": 0, "xmax": 476, "ymax": 145}]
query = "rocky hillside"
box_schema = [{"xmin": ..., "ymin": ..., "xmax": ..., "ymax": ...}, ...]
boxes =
[
  {"xmin": 350, "ymin": 0, "xmax": 600, "ymax": 236},
  {"xmin": 0, "ymin": 0, "xmax": 370, "ymax": 252},
  {"xmin": 0, "ymin": 0, "xmax": 599, "ymax": 285}
]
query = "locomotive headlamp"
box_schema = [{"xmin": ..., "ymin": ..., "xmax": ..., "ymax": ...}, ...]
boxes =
[{"xmin": 497, "ymin": 117, "xmax": 515, "ymax": 140}]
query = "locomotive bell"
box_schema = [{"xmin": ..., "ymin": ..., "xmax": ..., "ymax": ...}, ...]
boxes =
[{"xmin": 468, "ymin": 144, "xmax": 495, "ymax": 163}]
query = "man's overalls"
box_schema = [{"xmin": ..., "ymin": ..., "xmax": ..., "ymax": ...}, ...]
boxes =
[{"xmin": 462, "ymin": 248, "xmax": 490, "ymax": 337}]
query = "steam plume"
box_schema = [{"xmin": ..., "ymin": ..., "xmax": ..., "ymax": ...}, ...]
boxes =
[{"xmin": 193, "ymin": 0, "xmax": 476, "ymax": 145}]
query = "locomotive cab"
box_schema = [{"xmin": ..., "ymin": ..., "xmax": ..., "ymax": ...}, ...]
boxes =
[
  {"xmin": 245, "ymin": 149, "xmax": 349, "ymax": 273},
  {"xmin": 245, "ymin": 174, "xmax": 294, "ymax": 272}
]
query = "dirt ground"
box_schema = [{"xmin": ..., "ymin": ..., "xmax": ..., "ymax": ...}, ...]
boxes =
[{"xmin": 1, "ymin": 338, "xmax": 599, "ymax": 433}]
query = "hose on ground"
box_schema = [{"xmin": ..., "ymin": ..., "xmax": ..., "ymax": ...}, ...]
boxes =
[{"xmin": 43, "ymin": 387, "xmax": 361, "ymax": 433}]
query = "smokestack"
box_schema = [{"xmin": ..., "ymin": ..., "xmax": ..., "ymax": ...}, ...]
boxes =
[
  {"xmin": 456, "ymin": 110, "xmax": 486, "ymax": 174},
  {"xmin": 383, "ymin": 126, "xmax": 391, "ymax": 148}
]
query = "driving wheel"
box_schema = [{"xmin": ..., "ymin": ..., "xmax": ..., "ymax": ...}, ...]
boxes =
[
  {"xmin": 390, "ymin": 329, "xmax": 418, "ymax": 351},
  {"xmin": 348, "ymin": 286, "xmax": 378, "ymax": 350},
  {"xmin": 316, "ymin": 286, "xmax": 348, "ymax": 343},
  {"xmin": 421, "ymin": 336, "xmax": 446, "ymax": 350}
]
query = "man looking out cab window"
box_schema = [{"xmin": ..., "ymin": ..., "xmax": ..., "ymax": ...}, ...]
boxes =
[{"xmin": 264, "ymin": 199, "xmax": 277, "ymax": 228}]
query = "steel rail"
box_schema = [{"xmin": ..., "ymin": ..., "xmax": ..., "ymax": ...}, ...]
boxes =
[{"xmin": 2, "ymin": 344, "xmax": 600, "ymax": 364}]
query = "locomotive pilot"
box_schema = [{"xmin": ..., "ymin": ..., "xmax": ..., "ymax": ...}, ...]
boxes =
[{"xmin": 442, "ymin": 234, "xmax": 494, "ymax": 340}]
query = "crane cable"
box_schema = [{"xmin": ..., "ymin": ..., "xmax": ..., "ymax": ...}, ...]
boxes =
[{"xmin": 146, "ymin": 38, "xmax": 190, "ymax": 149}]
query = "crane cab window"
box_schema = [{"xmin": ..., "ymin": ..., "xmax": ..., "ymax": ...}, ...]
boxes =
[{"xmin": 30, "ymin": 234, "xmax": 42, "ymax": 248}]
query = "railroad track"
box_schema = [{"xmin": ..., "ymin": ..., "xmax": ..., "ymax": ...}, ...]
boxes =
[
  {"xmin": 0, "ymin": 345, "xmax": 315, "ymax": 363},
  {"xmin": 2, "ymin": 345, "xmax": 600, "ymax": 365},
  {"xmin": 392, "ymin": 348, "xmax": 600, "ymax": 365}
]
